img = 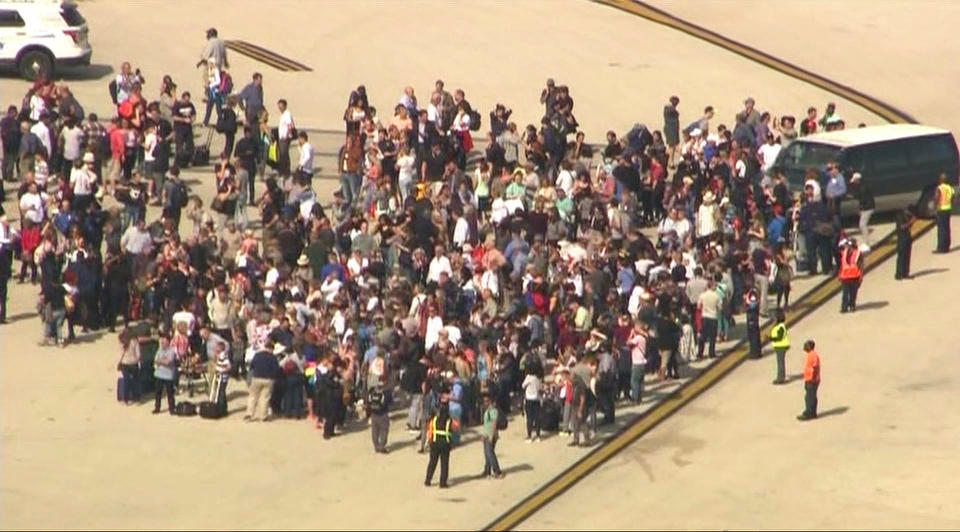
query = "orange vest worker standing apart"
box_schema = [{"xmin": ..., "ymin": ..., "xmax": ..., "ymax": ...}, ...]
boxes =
[
  {"xmin": 838, "ymin": 238, "xmax": 863, "ymax": 313},
  {"xmin": 798, "ymin": 340, "xmax": 821, "ymax": 421}
]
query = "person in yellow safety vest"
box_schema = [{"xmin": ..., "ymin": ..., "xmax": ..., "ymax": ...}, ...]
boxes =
[
  {"xmin": 769, "ymin": 309, "xmax": 790, "ymax": 385},
  {"xmin": 934, "ymin": 173, "xmax": 954, "ymax": 254},
  {"xmin": 424, "ymin": 401, "xmax": 459, "ymax": 488},
  {"xmin": 838, "ymin": 238, "xmax": 864, "ymax": 313}
]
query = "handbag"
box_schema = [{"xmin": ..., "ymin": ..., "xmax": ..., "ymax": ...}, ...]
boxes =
[
  {"xmin": 64, "ymin": 294, "xmax": 76, "ymax": 314},
  {"xmin": 267, "ymin": 141, "xmax": 279, "ymax": 164}
]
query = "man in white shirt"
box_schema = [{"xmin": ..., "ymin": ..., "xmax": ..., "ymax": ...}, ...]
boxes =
[
  {"xmin": 451, "ymin": 210, "xmax": 470, "ymax": 250},
  {"xmin": 296, "ymin": 131, "xmax": 314, "ymax": 179},
  {"xmin": 70, "ymin": 160, "xmax": 95, "ymax": 211},
  {"xmin": 757, "ymin": 133, "xmax": 782, "ymax": 175},
  {"xmin": 30, "ymin": 119, "xmax": 51, "ymax": 158},
  {"xmin": 277, "ymin": 99, "xmax": 294, "ymax": 179},
  {"xmin": 555, "ymin": 163, "xmax": 574, "ymax": 197},
  {"xmin": 427, "ymin": 246, "xmax": 452, "ymax": 284},
  {"xmin": 19, "ymin": 181, "xmax": 47, "ymax": 225}
]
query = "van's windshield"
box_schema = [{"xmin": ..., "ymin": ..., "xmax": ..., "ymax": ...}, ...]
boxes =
[{"xmin": 776, "ymin": 141, "xmax": 842, "ymax": 169}]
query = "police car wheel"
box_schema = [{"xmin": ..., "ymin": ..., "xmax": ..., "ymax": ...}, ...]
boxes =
[{"xmin": 18, "ymin": 51, "xmax": 53, "ymax": 82}]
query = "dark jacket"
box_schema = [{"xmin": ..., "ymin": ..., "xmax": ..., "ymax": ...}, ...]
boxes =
[{"xmin": 250, "ymin": 350, "xmax": 281, "ymax": 379}]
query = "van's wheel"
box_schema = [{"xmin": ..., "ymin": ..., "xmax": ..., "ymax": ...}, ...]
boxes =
[
  {"xmin": 917, "ymin": 188, "xmax": 937, "ymax": 219},
  {"xmin": 18, "ymin": 51, "xmax": 54, "ymax": 81}
]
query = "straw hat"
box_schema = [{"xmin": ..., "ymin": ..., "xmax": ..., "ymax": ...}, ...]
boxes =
[
  {"xmin": 702, "ymin": 191, "xmax": 716, "ymax": 203},
  {"xmin": 82, "ymin": 152, "xmax": 95, "ymax": 164},
  {"xmin": 297, "ymin": 254, "xmax": 309, "ymax": 267},
  {"xmin": 682, "ymin": 176, "xmax": 694, "ymax": 186}
]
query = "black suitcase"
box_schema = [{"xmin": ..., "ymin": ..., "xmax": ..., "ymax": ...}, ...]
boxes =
[
  {"xmin": 174, "ymin": 401, "xmax": 197, "ymax": 416},
  {"xmin": 540, "ymin": 398, "xmax": 561, "ymax": 432},
  {"xmin": 199, "ymin": 400, "xmax": 225, "ymax": 419},
  {"xmin": 192, "ymin": 129, "xmax": 214, "ymax": 167}
]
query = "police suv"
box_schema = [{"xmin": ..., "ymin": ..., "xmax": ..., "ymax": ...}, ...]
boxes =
[{"xmin": 0, "ymin": 0, "xmax": 91, "ymax": 80}]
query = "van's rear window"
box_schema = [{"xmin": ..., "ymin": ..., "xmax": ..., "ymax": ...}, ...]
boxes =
[{"xmin": 60, "ymin": 5, "xmax": 85, "ymax": 26}]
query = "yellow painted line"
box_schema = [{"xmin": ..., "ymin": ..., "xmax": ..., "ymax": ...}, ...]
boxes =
[
  {"xmin": 225, "ymin": 40, "xmax": 311, "ymax": 72},
  {"xmin": 225, "ymin": 40, "xmax": 292, "ymax": 72},
  {"xmin": 590, "ymin": 0, "xmax": 916, "ymax": 124},
  {"xmin": 484, "ymin": 1, "xmax": 923, "ymax": 530}
]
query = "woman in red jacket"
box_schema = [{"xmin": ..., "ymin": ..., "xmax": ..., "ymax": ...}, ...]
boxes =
[{"xmin": 18, "ymin": 219, "xmax": 41, "ymax": 283}]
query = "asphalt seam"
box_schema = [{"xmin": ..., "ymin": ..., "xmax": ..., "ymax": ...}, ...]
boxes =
[
  {"xmin": 482, "ymin": 1, "xmax": 925, "ymax": 530},
  {"xmin": 225, "ymin": 40, "xmax": 311, "ymax": 72}
]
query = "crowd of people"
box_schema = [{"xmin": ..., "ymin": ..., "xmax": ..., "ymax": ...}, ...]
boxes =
[{"xmin": 0, "ymin": 27, "xmax": 886, "ymax": 481}]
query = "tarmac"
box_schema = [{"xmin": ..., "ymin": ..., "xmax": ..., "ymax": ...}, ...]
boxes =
[{"xmin": 0, "ymin": 0, "xmax": 957, "ymax": 530}]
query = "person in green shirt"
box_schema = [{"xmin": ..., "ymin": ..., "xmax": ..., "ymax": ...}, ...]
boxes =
[
  {"xmin": 481, "ymin": 394, "xmax": 505, "ymax": 479},
  {"xmin": 505, "ymin": 172, "xmax": 526, "ymax": 200},
  {"xmin": 555, "ymin": 187, "xmax": 574, "ymax": 223}
]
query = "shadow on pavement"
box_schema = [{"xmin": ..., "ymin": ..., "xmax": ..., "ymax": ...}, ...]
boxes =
[
  {"xmin": 818, "ymin": 406, "xmax": 849, "ymax": 419},
  {"xmin": 855, "ymin": 301, "xmax": 889, "ymax": 312},
  {"xmin": 447, "ymin": 462, "xmax": 533, "ymax": 487},
  {"xmin": 910, "ymin": 267, "xmax": 949, "ymax": 278},
  {"xmin": 5, "ymin": 311, "xmax": 38, "ymax": 323}
]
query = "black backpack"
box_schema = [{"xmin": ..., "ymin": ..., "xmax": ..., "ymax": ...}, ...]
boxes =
[
  {"xmin": 108, "ymin": 79, "xmax": 119, "ymax": 105},
  {"xmin": 174, "ymin": 401, "xmax": 197, "ymax": 416},
  {"xmin": 495, "ymin": 407, "xmax": 508, "ymax": 431},
  {"xmin": 469, "ymin": 110, "xmax": 482, "ymax": 132}
]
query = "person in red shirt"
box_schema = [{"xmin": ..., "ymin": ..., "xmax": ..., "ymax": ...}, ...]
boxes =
[
  {"xmin": 18, "ymin": 219, "xmax": 41, "ymax": 283},
  {"xmin": 798, "ymin": 339, "xmax": 821, "ymax": 421}
]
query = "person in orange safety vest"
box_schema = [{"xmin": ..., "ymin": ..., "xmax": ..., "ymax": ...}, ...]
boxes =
[
  {"xmin": 838, "ymin": 238, "xmax": 864, "ymax": 313},
  {"xmin": 797, "ymin": 339, "xmax": 821, "ymax": 421}
]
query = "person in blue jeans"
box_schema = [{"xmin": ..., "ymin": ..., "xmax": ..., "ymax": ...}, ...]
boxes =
[
  {"xmin": 481, "ymin": 394, "xmax": 505, "ymax": 479},
  {"xmin": 117, "ymin": 329, "xmax": 141, "ymax": 405}
]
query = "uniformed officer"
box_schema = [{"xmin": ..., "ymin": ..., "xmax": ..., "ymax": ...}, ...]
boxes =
[
  {"xmin": 838, "ymin": 238, "xmax": 864, "ymax": 313},
  {"xmin": 934, "ymin": 172, "xmax": 954, "ymax": 253},
  {"xmin": 744, "ymin": 287, "xmax": 761, "ymax": 358},
  {"xmin": 769, "ymin": 310, "xmax": 790, "ymax": 385},
  {"xmin": 797, "ymin": 340, "xmax": 821, "ymax": 421},
  {"xmin": 424, "ymin": 395, "xmax": 458, "ymax": 488},
  {"xmin": 894, "ymin": 207, "xmax": 916, "ymax": 280}
]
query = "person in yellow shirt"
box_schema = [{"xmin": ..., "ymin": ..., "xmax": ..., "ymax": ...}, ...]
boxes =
[
  {"xmin": 934, "ymin": 173, "xmax": 954, "ymax": 253},
  {"xmin": 769, "ymin": 310, "xmax": 790, "ymax": 385},
  {"xmin": 797, "ymin": 340, "xmax": 821, "ymax": 421}
]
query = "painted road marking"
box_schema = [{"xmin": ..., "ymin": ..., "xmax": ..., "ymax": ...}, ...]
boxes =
[
  {"xmin": 483, "ymin": 1, "xmax": 925, "ymax": 530},
  {"xmin": 225, "ymin": 40, "xmax": 312, "ymax": 72}
]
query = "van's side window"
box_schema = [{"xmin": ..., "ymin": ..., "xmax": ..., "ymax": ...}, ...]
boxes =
[
  {"xmin": 863, "ymin": 141, "xmax": 910, "ymax": 176},
  {"xmin": 908, "ymin": 135, "xmax": 955, "ymax": 166},
  {"xmin": 0, "ymin": 10, "xmax": 26, "ymax": 27}
]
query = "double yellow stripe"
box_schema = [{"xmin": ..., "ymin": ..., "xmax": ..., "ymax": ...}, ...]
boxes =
[
  {"xmin": 225, "ymin": 40, "xmax": 311, "ymax": 72},
  {"xmin": 484, "ymin": 1, "xmax": 923, "ymax": 530}
]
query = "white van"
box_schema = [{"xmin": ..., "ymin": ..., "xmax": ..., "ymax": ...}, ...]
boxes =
[{"xmin": 0, "ymin": 0, "xmax": 91, "ymax": 80}]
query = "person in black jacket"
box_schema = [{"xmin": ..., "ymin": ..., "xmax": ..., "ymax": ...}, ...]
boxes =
[
  {"xmin": 101, "ymin": 252, "xmax": 131, "ymax": 332},
  {"xmin": 245, "ymin": 343, "xmax": 281, "ymax": 422},
  {"xmin": 217, "ymin": 96, "xmax": 238, "ymax": 159}
]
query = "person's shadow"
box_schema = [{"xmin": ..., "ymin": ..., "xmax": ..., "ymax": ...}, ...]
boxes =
[
  {"xmin": 447, "ymin": 463, "xmax": 534, "ymax": 487},
  {"xmin": 817, "ymin": 406, "xmax": 849, "ymax": 418}
]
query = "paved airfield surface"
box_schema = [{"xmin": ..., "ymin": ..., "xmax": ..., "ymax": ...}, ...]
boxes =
[
  {"xmin": 0, "ymin": 0, "xmax": 957, "ymax": 530},
  {"xmin": 521, "ymin": 221, "xmax": 960, "ymax": 530}
]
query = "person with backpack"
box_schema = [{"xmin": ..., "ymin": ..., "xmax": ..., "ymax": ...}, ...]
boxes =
[
  {"xmin": 480, "ymin": 393, "xmax": 505, "ymax": 479},
  {"xmin": 217, "ymin": 96, "xmax": 238, "ymax": 159},
  {"xmin": 161, "ymin": 167, "xmax": 188, "ymax": 230}
]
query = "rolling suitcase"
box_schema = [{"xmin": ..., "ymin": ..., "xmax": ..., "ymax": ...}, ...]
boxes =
[
  {"xmin": 174, "ymin": 401, "xmax": 197, "ymax": 416},
  {"xmin": 192, "ymin": 129, "xmax": 214, "ymax": 167},
  {"xmin": 199, "ymin": 401, "xmax": 224, "ymax": 419},
  {"xmin": 540, "ymin": 398, "xmax": 561, "ymax": 432}
]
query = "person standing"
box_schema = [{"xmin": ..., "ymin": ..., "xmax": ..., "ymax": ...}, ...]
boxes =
[
  {"xmin": 797, "ymin": 340, "xmax": 821, "ymax": 421},
  {"xmin": 238, "ymin": 73, "xmax": 264, "ymax": 129},
  {"xmin": 696, "ymin": 278, "xmax": 721, "ymax": 359},
  {"xmin": 894, "ymin": 208, "xmax": 916, "ymax": 280},
  {"xmin": 480, "ymin": 394, "xmax": 505, "ymax": 479},
  {"xmin": 521, "ymin": 370, "xmax": 542, "ymax": 442},
  {"xmin": 197, "ymin": 28, "xmax": 228, "ymax": 91},
  {"xmin": 245, "ymin": 343, "xmax": 280, "ymax": 422},
  {"xmin": 295, "ymin": 131, "xmax": 314, "ymax": 180},
  {"xmin": 171, "ymin": 92, "xmax": 197, "ymax": 167},
  {"xmin": 367, "ymin": 380, "xmax": 391, "ymax": 454},
  {"xmin": 934, "ymin": 173, "xmax": 954, "ymax": 253},
  {"xmin": 276, "ymin": 99, "xmax": 295, "ymax": 181},
  {"xmin": 838, "ymin": 238, "xmax": 864, "ymax": 313},
  {"xmin": 1, "ymin": 106, "xmax": 20, "ymax": 186},
  {"xmin": 234, "ymin": 127, "xmax": 258, "ymax": 206},
  {"xmin": 850, "ymin": 172, "xmax": 874, "ymax": 245},
  {"xmin": 152, "ymin": 333, "xmax": 177, "ymax": 414},
  {"xmin": 0, "ymin": 215, "xmax": 11, "ymax": 323},
  {"xmin": 217, "ymin": 96, "xmax": 238, "ymax": 159},
  {"xmin": 744, "ymin": 287, "xmax": 761, "ymax": 358},
  {"xmin": 769, "ymin": 310, "xmax": 790, "ymax": 385},
  {"xmin": 663, "ymin": 96, "xmax": 680, "ymax": 168},
  {"xmin": 117, "ymin": 331, "xmax": 141, "ymax": 405},
  {"xmin": 424, "ymin": 400, "xmax": 457, "ymax": 488},
  {"xmin": 626, "ymin": 320, "xmax": 647, "ymax": 404}
]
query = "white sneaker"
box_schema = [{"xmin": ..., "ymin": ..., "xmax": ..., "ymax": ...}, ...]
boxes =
[
  {"xmin": 525, "ymin": 437, "xmax": 533, "ymax": 443},
  {"xmin": 534, "ymin": 436, "xmax": 541, "ymax": 442}
]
